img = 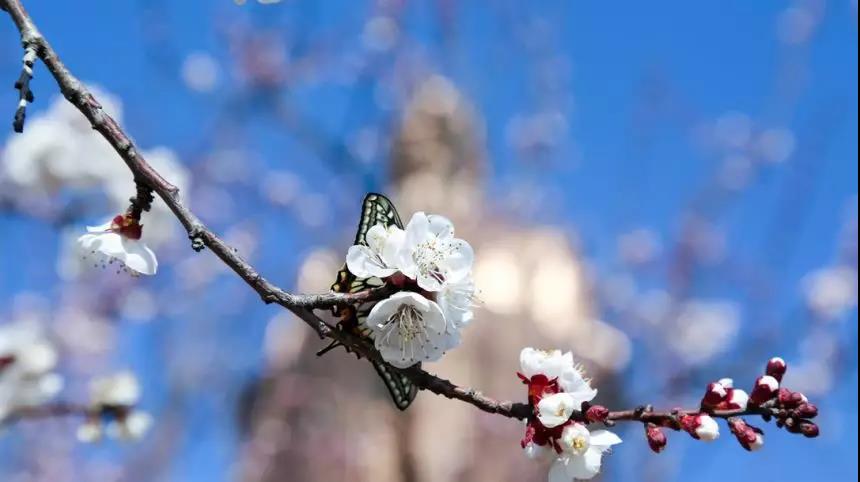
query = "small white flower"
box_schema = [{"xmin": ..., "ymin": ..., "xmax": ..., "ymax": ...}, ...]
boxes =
[
  {"xmin": 549, "ymin": 423, "xmax": 622, "ymax": 481},
  {"xmin": 519, "ymin": 348, "xmax": 597, "ymax": 406},
  {"xmin": 366, "ymin": 292, "xmax": 456, "ymax": 368},
  {"xmin": 78, "ymin": 215, "xmax": 158, "ymax": 276},
  {"xmin": 76, "ymin": 420, "xmax": 103, "ymax": 443},
  {"xmin": 107, "ymin": 411, "xmax": 153, "ymax": 440},
  {"xmin": 346, "ymin": 224, "xmax": 405, "ymax": 279},
  {"xmin": 398, "ymin": 212, "xmax": 474, "ymax": 291},
  {"xmin": 537, "ymin": 393, "xmax": 577, "ymax": 428},
  {"xmin": 89, "ymin": 371, "xmax": 141, "ymax": 407}
]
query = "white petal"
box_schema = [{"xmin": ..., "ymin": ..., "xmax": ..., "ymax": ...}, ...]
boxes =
[
  {"xmin": 79, "ymin": 232, "xmax": 126, "ymax": 258},
  {"xmin": 86, "ymin": 220, "xmax": 114, "ymax": 233},
  {"xmin": 346, "ymin": 245, "xmax": 397, "ymax": 279},
  {"xmin": 589, "ymin": 430, "xmax": 622, "ymax": 450},
  {"xmin": 427, "ymin": 214, "xmax": 454, "ymax": 239},
  {"xmin": 366, "ymin": 295, "xmax": 405, "ymax": 330},
  {"xmin": 564, "ymin": 453, "xmax": 600, "ymax": 480},
  {"xmin": 549, "ymin": 458, "xmax": 573, "ymax": 482},
  {"xmin": 442, "ymin": 239, "xmax": 474, "ymax": 281},
  {"xmin": 421, "ymin": 299, "xmax": 447, "ymax": 334},
  {"xmin": 121, "ymin": 239, "xmax": 158, "ymax": 275},
  {"xmin": 365, "ymin": 224, "xmax": 389, "ymax": 252},
  {"xmin": 381, "ymin": 228, "xmax": 405, "ymax": 268},
  {"xmin": 537, "ymin": 393, "xmax": 576, "ymax": 428},
  {"xmin": 404, "ymin": 212, "xmax": 431, "ymax": 241}
]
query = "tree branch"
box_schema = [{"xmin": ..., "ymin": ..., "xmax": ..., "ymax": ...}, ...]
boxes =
[{"xmin": 0, "ymin": 0, "xmax": 820, "ymax": 446}]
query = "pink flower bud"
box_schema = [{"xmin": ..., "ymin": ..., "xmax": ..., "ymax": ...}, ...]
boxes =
[
  {"xmin": 778, "ymin": 388, "xmax": 803, "ymax": 408},
  {"xmin": 702, "ymin": 382, "xmax": 728, "ymax": 407},
  {"xmin": 750, "ymin": 375, "xmax": 780, "ymax": 405},
  {"xmin": 681, "ymin": 414, "xmax": 720, "ymax": 441},
  {"xmin": 729, "ymin": 419, "xmax": 764, "ymax": 451},
  {"xmin": 795, "ymin": 403, "xmax": 818, "ymax": 419},
  {"xmin": 645, "ymin": 423, "xmax": 667, "ymax": 453},
  {"xmin": 766, "ymin": 357, "xmax": 787, "ymax": 382},
  {"xmin": 725, "ymin": 389, "xmax": 749, "ymax": 410},
  {"xmin": 799, "ymin": 421, "xmax": 820, "ymax": 438},
  {"xmin": 586, "ymin": 405, "xmax": 610, "ymax": 423}
]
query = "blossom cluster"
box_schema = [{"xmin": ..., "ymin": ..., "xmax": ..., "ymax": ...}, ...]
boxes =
[
  {"xmin": 643, "ymin": 356, "xmax": 819, "ymax": 455},
  {"xmin": 345, "ymin": 212, "xmax": 476, "ymax": 368},
  {"xmin": 517, "ymin": 348, "xmax": 621, "ymax": 482},
  {"xmin": 77, "ymin": 372, "xmax": 153, "ymax": 442}
]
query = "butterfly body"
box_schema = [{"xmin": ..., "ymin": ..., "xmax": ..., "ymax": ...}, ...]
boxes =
[{"xmin": 327, "ymin": 193, "xmax": 419, "ymax": 410}]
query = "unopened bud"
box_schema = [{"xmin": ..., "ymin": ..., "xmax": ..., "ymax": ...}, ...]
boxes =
[
  {"xmin": 725, "ymin": 389, "xmax": 749, "ymax": 410},
  {"xmin": 799, "ymin": 421, "xmax": 820, "ymax": 438},
  {"xmin": 681, "ymin": 414, "xmax": 720, "ymax": 441},
  {"xmin": 766, "ymin": 357, "xmax": 787, "ymax": 382},
  {"xmin": 778, "ymin": 388, "xmax": 801, "ymax": 407},
  {"xmin": 586, "ymin": 405, "xmax": 610, "ymax": 423},
  {"xmin": 729, "ymin": 419, "xmax": 764, "ymax": 451},
  {"xmin": 702, "ymin": 382, "xmax": 728, "ymax": 407},
  {"xmin": 795, "ymin": 403, "xmax": 819, "ymax": 419},
  {"xmin": 645, "ymin": 423, "xmax": 667, "ymax": 453},
  {"xmin": 750, "ymin": 376, "xmax": 780, "ymax": 405}
]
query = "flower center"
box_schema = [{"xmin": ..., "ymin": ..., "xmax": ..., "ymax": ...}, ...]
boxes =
[
  {"xmin": 110, "ymin": 214, "xmax": 143, "ymax": 240},
  {"xmin": 413, "ymin": 239, "xmax": 449, "ymax": 283},
  {"xmin": 389, "ymin": 304, "xmax": 426, "ymax": 342},
  {"xmin": 571, "ymin": 436, "xmax": 588, "ymax": 454}
]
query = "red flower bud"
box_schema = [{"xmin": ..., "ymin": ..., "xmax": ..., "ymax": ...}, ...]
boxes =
[
  {"xmin": 795, "ymin": 403, "xmax": 818, "ymax": 419},
  {"xmin": 766, "ymin": 357, "xmax": 787, "ymax": 382},
  {"xmin": 586, "ymin": 405, "xmax": 610, "ymax": 423},
  {"xmin": 702, "ymin": 382, "xmax": 728, "ymax": 408},
  {"xmin": 645, "ymin": 423, "xmax": 668, "ymax": 453},
  {"xmin": 799, "ymin": 421, "xmax": 820, "ymax": 438},
  {"xmin": 778, "ymin": 388, "xmax": 802, "ymax": 408},
  {"xmin": 0, "ymin": 354, "xmax": 15, "ymax": 372},
  {"xmin": 729, "ymin": 419, "xmax": 764, "ymax": 451},
  {"xmin": 750, "ymin": 376, "xmax": 779, "ymax": 405}
]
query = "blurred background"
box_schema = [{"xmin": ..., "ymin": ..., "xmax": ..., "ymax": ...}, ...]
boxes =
[{"xmin": 0, "ymin": 1, "xmax": 857, "ymax": 481}]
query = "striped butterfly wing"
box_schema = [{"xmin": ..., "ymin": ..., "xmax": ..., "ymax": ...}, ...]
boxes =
[{"xmin": 330, "ymin": 193, "xmax": 419, "ymax": 410}]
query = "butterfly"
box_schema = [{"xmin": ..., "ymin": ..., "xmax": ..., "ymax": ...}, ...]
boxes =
[{"xmin": 325, "ymin": 193, "xmax": 419, "ymax": 410}]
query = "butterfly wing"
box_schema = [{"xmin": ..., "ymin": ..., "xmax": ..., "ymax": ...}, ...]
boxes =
[{"xmin": 329, "ymin": 193, "xmax": 419, "ymax": 410}]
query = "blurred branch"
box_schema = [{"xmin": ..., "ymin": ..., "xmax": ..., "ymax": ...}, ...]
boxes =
[{"xmin": 1, "ymin": 402, "xmax": 93, "ymax": 425}]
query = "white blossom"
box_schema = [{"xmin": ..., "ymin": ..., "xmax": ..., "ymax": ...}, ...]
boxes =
[
  {"xmin": 346, "ymin": 224, "xmax": 405, "ymax": 279},
  {"xmin": 0, "ymin": 321, "xmax": 63, "ymax": 421},
  {"xmin": 519, "ymin": 348, "xmax": 597, "ymax": 406},
  {"xmin": 537, "ymin": 393, "xmax": 578, "ymax": 428},
  {"xmin": 365, "ymin": 292, "xmax": 456, "ymax": 368},
  {"xmin": 398, "ymin": 212, "xmax": 474, "ymax": 291},
  {"xmin": 89, "ymin": 371, "xmax": 141, "ymax": 407},
  {"xmin": 548, "ymin": 423, "xmax": 622, "ymax": 482},
  {"xmin": 77, "ymin": 215, "xmax": 158, "ymax": 276},
  {"xmin": 79, "ymin": 372, "xmax": 152, "ymax": 443}
]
